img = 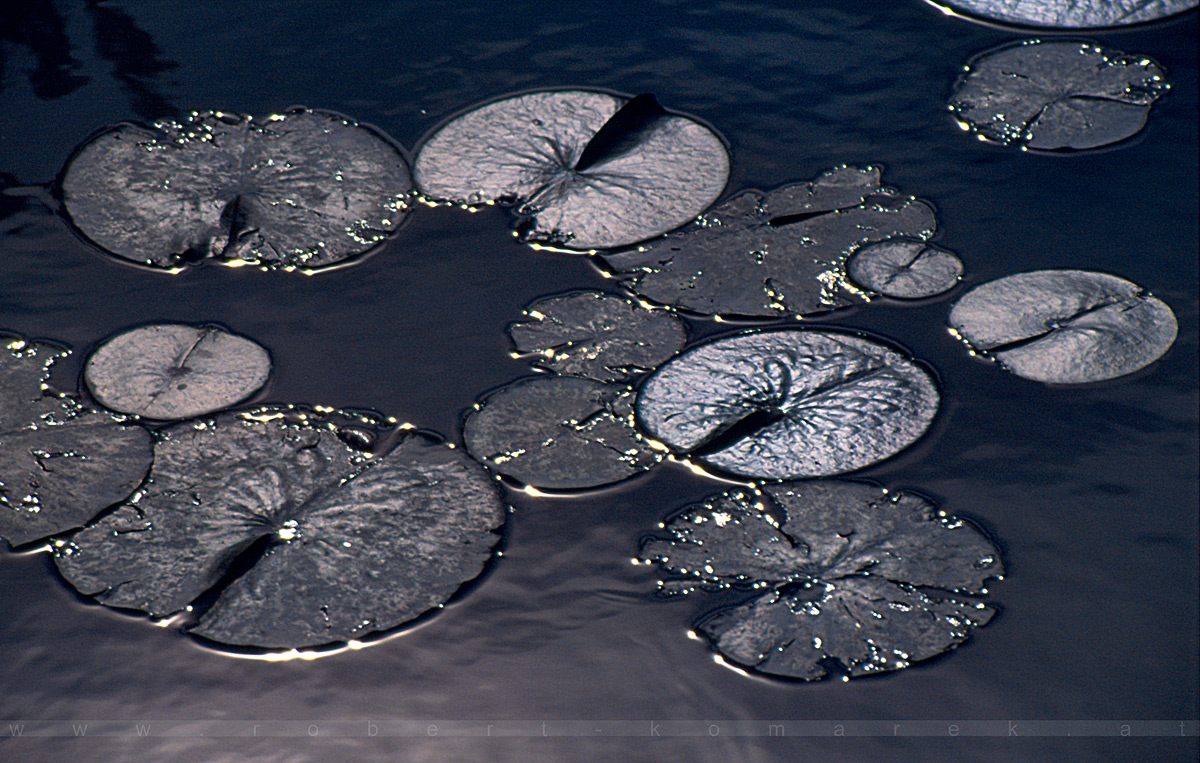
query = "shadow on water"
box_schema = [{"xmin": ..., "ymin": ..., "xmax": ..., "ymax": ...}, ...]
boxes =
[
  {"xmin": 0, "ymin": 0, "xmax": 88, "ymax": 99},
  {"xmin": 83, "ymin": 0, "xmax": 179, "ymax": 120}
]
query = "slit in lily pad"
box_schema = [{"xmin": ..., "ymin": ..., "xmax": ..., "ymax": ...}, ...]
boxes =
[
  {"xmin": 461, "ymin": 376, "xmax": 660, "ymax": 490},
  {"xmin": 61, "ymin": 108, "xmax": 413, "ymax": 269},
  {"xmin": 54, "ymin": 408, "xmax": 507, "ymax": 648},
  {"xmin": 948, "ymin": 269, "xmax": 1177, "ymax": 384},
  {"xmin": 847, "ymin": 239, "xmax": 963, "ymax": 299},
  {"xmin": 508, "ymin": 291, "xmax": 687, "ymax": 382},
  {"xmin": 639, "ymin": 480, "xmax": 1002, "ymax": 680},
  {"xmin": 412, "ymin": 89, "xmax": 730, "ymax": 250},
  {"xmin": 949, "ymin": 41, "xmax": 1169, "ymax": 151},
  {"xmin": 635, "ymin": 329, "xmax": 939, "ymax": 480},
  {"xmin": 930, "ymin": 0, "xmax": 1197, "ymax": 28},
  {"xmin": 600, "ymin": 166, "xmax": 938, "ymax": 317},
  {"xmin": 84, "ymin": 323, "xmax": 271, "ymax": 420},
  {"xmin": 0, "ymin": 334, "xmax": 152, "ymax": 547}
]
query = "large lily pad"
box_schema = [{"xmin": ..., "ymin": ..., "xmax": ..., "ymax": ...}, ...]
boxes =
[
  {"xmin": 61, "ymin": 108, "xmax": 412, "ymax": 268},
  {"xmin": 949, "ymin": 41, "xmax": 1169, "ymax": 151},
  {"xmin": 846, "ymin": 239, "xmax": 963, "ymax": 299},
  {"xmin": 934, "ymin": 0, "xmax": 1197, "ymax": 28},
  {"xmin": 413, "ymin": 89, "xmax": 730, "ymax": 250},
  {"xmin": 636, "ymin": 330, "xmax": 940, "ymax": 480},
  {"xmin": 640, "ymin": 481, "xmax": 1001, "ymax": 680},
  {"xmin": 55, "ymin": 409, "xmax": 507, "ymax": 648},
  {"xmin": 84, "ymin": 323, "xmax": 271, "ymax": 420},
  {"xmin": 948, "ymin": 269, "xmax": 1177, "ymax": 384},
  {"xmin": 0, "ymin": 335, "xmax": 152, "ymax": 546},
  {"xmin": 601, "ymin": 167, "xmax": 937, "ymax": 317}
]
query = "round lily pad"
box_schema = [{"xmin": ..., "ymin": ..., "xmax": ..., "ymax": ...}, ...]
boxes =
[
  {"xmin": 949, "ymin": 41, "xmax": 1169, "ymax": 151},
  {"xmin": 948, "ymin": 269, "xmax": 1177, "ymax": 384},
  {"xmin": 640, "ymin": 480, "xmax": 1001, "ymax": 680},
  {"xmin": 508, "ymin": 291, "xmax": 687, "ymax": 382},
  {"xmin": 413, "ymin": 89, "xmax": 730, "ymax": 250},
  {"xmin": 0, "ymin": 335, "xmax": 152, "ymax": 547},
  {"xmin": 462, "ymin": 375, "xmax": 660, "ymax": 490},
  {"xmin": 61, "ymin": 108, "xmax": 413, "ymax": 268},
  {"xmin": 54, "ymin": 409, "xmax": 507, "ymax": 648},
  {"xmin": 635, "ymin": 330, "xmax": 940, "ymax": 480},
  {"xmin": 934, "ymin": 0, "xmax": 1197, "ymax": 28},
  {"xmin": 847, "ymin": 239, "xmax": 963, "ymax": 299},
  {"xmin": 84, "ymin": 323, "xmax": 271, "ymax": 420}
]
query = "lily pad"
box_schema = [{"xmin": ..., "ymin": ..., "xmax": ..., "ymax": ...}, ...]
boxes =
[
  {"xmin": 640, "ymin": 480, "xmax": 1001, "ymax": 680},
  {"xmin": 413, "ymin": 90, "xmax": 730, "ymax": 250},
  {"xmin": 948, "ymin": 269, "xmax": 1177, "ymax": 384},
  {"xmin": 0, "ymin": 335, "xmax": 152, "ymax": 546},
  {"xmin": 61, "ymin": 108, "xmax": 412, "ymax": 268},
  {"xmin": 84, "ymin": 323, "xmax": 271, "ymax": 420},
  {"xmin": 54, "ymin": 409, "xmax": 506, "ymax": 648},
  {"xmin": 949, "ymin": 41, "xmax": 1169, "ymax": 151},
  {"xmin": 635, "ymin": 330, "xmax": 939, "ymax": 480},
  {"xmin": 462, "ymin": 376, "xmax": 660, "ymax": 490},
  {"xmin": 846, "ymin": 239, "xmax": 963, "ymax": 299},
  {"xmin": 601, "ymin": 167, "xmax": 937, "ymax": 317},
  {"xmin": 508, "ymin": 291, "xmax": 687, "ymax": 382},
  {"xmin": 934, "ymin": 0, "xmax": 1197, "ymax": 28}
]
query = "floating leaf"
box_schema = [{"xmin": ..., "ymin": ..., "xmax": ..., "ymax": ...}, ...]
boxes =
[
  {"xmin": 0, "ymin": 335, "xmax": 152, "ymax": 546},
  {"xmin": 636, "ymin": 330, "xmax": 939, "ymax": 480},
  {"xmin": 948, "ymin": 269, "xmax": 1177, "ymax": 383},
  {"xmin": 933, "ymin": 0, "xmax": 1197, "ymax": 28},
  {"xmin": 55, "ymin": 409, "xmax": 506, "ymax": 648},
  {"xmin": 640, "ymin": 480, "xmax": 1001, "ymax": 680},
  {"xmin": 601, "ymin": 167, "xmax": 936, "ymax": 317},
  {"xmin": 462, "ymin": 376, "xmax": 659, "ymax": 490},
  {"xmin": 61, "ymin": 108, "xmax": 412, "ymax": 268},
  {"xmin": 84, "ymin": 323, "xmax": 271, "ymax": 420},
  {"xmin": 949, "ymin": 41, "xmax": 1169, "ymax": 151},
  {"xmin": 413, "ymin": 89, "xmax": 730, "ymax": 250},
  {"xmin": 508, "ymin": 291, "xmax": 687, "ymax": 382},
  {"xmin": 846, "ymin": 239, "xmax": 963, "ymax": 299}
]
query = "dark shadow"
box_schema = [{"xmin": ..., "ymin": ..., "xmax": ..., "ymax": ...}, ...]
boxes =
[
  {"xmin": 84, "ymin": 0, "xmax": 178, "ymax": 120},
  {"xmin": 0, "ymin": 0, "xmax": 90, "ymax": 99}
]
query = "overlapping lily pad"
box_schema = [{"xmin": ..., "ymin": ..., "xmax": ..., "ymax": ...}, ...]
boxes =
[
  {"xmin": 934, "ymin": 0, "xmax": 1197, "ymax": 28},
  {"xmin": 413, "ymin": 89, "xmax": 730, "ymax": 250},
  {"xmin": 640, "ymin": 480, "xmax": 1001, "ymax": 680},
  {"xmin": 61, "ymin": 108, "xmax": 412, "ymax": 268},
  {"xmin": 601, "ymin": 167, "xmax": 937, "ymax": 317},
  {"xmin": 949, "ymin": 41, "xmax": 1169, "ymax": 151},
  {"xmin": 84, "ymin": 323, "xmax": 271, "ymax": 420},
  {"xmin": 847, "ymin": 239, "xmax": 963, "ymax": 299},
  {"xmin": 636, "ymin": 330, "xmax": 940, "ymax": 480},
  {"xmin": 1, "ymin": 335, "xmax": 152, "ymax": 546},
  {"xmin": 55, "ymin": 409, "xmax": 507, "ymax": 648},
  {"xmin": 949, "ymin": 269, "xmax": 1177, "ymax": 383}
]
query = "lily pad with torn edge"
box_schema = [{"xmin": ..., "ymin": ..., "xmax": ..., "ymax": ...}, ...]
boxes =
[
  {"xmin": 846, "ymin": 239, "xmax": 963, "ymax": 299},
  {"xmin": 932, "ymin": 0, "xmax": 1197, "ymax": 29},
  {"xmin": 635, "ymin": 329, "xmax": 940, "ymax": 481},
  {"xmin": 948, "ymin": 41, "xmax": 1169, "ymax": 151},
  {"xmin": 54, "ymin": 408, "xmax": 507, "ymax": 649},
  {"xmin": 61, "ymin": 108, "xmax": 413, "ymax": 269},
  {"xmin": 948, "ymin": 269, "xmax": 1177, "ymax": 384},
  {"xmin": 639, "ymin": 480, "xmax": 1002, "ymax": 680},
  {"xmin": 413, "ymin": 90, "xmax": 730, "ymax": 250},
  {"xmin": 600, "ymin": 167, "xmax": 937, "ymax": 317},
  {"xmin": 0, "ymin": 335, "xmax": 152, "ymax": 547}
]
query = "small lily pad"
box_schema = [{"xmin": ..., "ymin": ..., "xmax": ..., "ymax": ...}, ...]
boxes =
[
  {"xmin": 640, "ymin": 480, "xmax": 1001, "ymax": 680},
  {"xmin": 1, "ymin": 335, "xmax": 152, "ymax": 546},
  {"xmin": 61, "ymin": 108, "xmax": 412, "ymax": 268},
  {"xmin": 462, "ymin": 376, "xmax": 660, "ymax": 490},
  {"xmin": 934, "ymin": 0, "xmax": 1197, "ymax": 28},
  {"xmin": 635, "ymin": 330, "xmax": 939, "ymax": 480},
  {"xmin": 601, "ymin": 167, "xmax": 937, "ymax": 317},
  {"xmin": 508, "ymin": 291, "xmax": 687, "ymax": 382},
  {"xmin": 84, "ymin": 323, "xmax": 271, "ymax": 420},
  {"xmin": 948, "ymin": 269, "xmax": 1177, "ymax": 384},
  {"xmin": 949, "ymin": 41, "xmax": 1169, "ymax": 151},
  {"xmin": 54, "ymin": 409, "xmax": 506, "ymax": 648},
  {"xmin": 413, "ymin": 90, "xmax": 730, "ymax": 250},
  {"xmin": 847, "ymin": 239, "xmax": 963, "ymax": 299}
]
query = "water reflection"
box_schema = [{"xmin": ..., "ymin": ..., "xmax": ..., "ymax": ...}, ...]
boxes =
[{"xmin": 0, "ymin": 0, "xmax": 88, "ymax": 99}]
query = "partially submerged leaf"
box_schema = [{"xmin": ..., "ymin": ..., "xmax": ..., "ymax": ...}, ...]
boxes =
[
  {"xmin": 0, "ymin": 335, "xmax": 152, "ymax": 546},
  {"xmin": 640, "ymin": 480, "xmax": 1001, "ymax": 680},
  {"xmin": 949, "ymin": 41, "xmax": 1169, "ymax": 151},
  {"xmin": 846, "ymin": 239, "xmax": 963, "ymax": 299},
  {"xmin": 84, "ymin": 323, "xmax": 271, "ymax": 420},
  {"xmin": 948, "ymin": 269, "xmax": 1177, "ymax": 383},
  {"xmin": 934, "ymin": 0, "xmax": 1197, "ymax": 28},
  {"xmin": 636, "ymin": 330, "xmax": 939, "ymax": 480},
  {"xmin": 62, "ymin": 109, "xmax": 412, "ymax": 268},
  {"xmin": 601, "ymin": 167, "xmax": 937, "ymax": 317},
  {"xmin": 413, "ymin": 89, "xmax": 730, "ymax": 250}
]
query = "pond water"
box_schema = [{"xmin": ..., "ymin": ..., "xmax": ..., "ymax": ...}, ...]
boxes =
[{"xmin": 1, "ymin": 1, "xmax": 1196, "ymax": 761}]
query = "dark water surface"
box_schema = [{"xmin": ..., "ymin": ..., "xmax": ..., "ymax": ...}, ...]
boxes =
[{"xmin": 1, "ymin": 1, "xmax": 1196, "ymax": 761}]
